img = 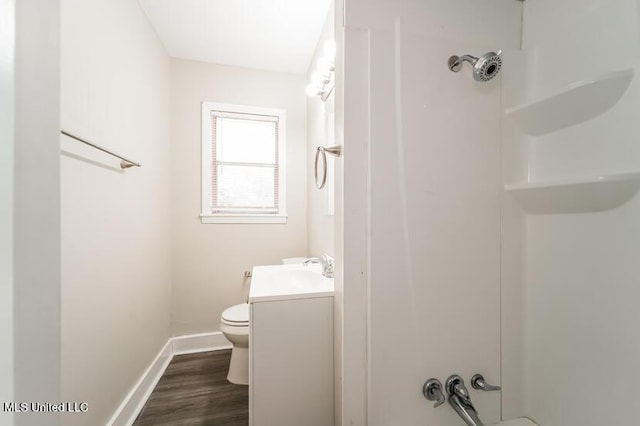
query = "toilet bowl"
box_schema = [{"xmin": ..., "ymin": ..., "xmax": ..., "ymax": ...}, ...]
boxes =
[
  {"xmin": 220, "ymin": 303, "xmax": 249, "ymax": 385},
  {"xmin": 220, "ymin": 259, "xmax": 303, "ymax": 385}
]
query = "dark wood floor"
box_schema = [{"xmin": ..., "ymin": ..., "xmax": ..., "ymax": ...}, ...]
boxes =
[{"xmin": 134, "ymin": 350, "xmax": 248, "ymax": 426}]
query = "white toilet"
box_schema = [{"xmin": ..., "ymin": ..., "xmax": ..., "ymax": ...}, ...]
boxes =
[
  {"xmin": 220, "ymin": 303, "xmax": 249, "ymax": 385},
  {"xmin": 220, "ymin": 258, "xmax": 305, "ymax": 385}
]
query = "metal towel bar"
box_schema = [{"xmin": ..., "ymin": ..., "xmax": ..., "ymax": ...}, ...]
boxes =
[
  {"xmin": 314, "ymin": 145, "xmax": 342, "ymax": 189},
  {"xmin": 61, "ymin": 129, "xmax": 141, "ymax": 169}
]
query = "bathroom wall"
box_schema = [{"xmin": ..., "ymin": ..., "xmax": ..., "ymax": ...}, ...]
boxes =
[
  {"xmin": 0, "ymin": 0, "xmax": 15, "ymax": 416},
  {"xmin": 170, "ymin": 59, "xmax": 307, "ymax": 336},
  {"xmin": 307, "ymin": 3, "xmax": 335, "ymax": 259},
  {"xmin": 60, "ymin": 0, "xmax": 171, "ymax": 424},
  {"xmin": 1, "ymin": 1, "xmax": 63, "ymax": 425},
  {"xmin": 13, "ymin": 1, "xmax": 62, "ymax": 425},
  {"xmin": 340, "ymin": 0, "xmax": 521, "ymax": 424},
  {"xmin": 501, "ymin": 0, "xmax": 640, "ymax": 424},
  {"xmin": 305, "ymin": 3, "xmax": 341, "ymax": 423}
]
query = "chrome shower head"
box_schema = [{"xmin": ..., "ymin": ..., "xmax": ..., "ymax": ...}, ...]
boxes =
[{"xmin": 448, "ymin": 50, "xmax": 502, "ymax": 82}]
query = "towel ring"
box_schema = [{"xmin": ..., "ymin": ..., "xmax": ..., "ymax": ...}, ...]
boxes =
[{"xmin": 314, "ymin": 145, "xmax": 342, "ymax": 189}]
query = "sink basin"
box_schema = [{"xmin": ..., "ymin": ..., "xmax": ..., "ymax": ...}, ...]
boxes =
[
  {"xmin": 268, "ymin": 268, "xmax": 324, "ymax": 288},
  {"xmin": 491, "ymin": 418, "xmax": 538, "ymax": 426},
  {"xmin": 249, "ymin": 263, "xmax": 334, "ymax": 302}
]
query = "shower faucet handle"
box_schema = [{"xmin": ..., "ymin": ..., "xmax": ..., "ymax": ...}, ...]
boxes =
[
  {"xmin": 446, "ymin": 375, "xmax": 471, "ymax": 401},
  {"xmin": 423, "ymin": 378, "xmax": 445, "ymax": 408},
  {"xmin": 470, "ymin": 374, "xmax": 501, "ymax": 392}
]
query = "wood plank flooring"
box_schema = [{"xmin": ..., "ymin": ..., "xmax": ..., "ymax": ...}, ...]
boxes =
[{"xmin": 133, "ymin": 350, "xmax": 248, "ymax": 426}]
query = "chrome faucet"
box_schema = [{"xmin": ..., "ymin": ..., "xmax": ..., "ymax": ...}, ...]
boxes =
[
  {"xmin": 320, "ymin": 254, "xmax": 334, "ymax": 278},
  {"xmin": 303, "ymin": 257, "xmax": 320, "ymax": 266},
  {"xmin": 303, "ymin": 254, "xmax": 335, "ymax": 278},
  {"xmin": 446, "ymin": 375, "xmax": 484, "ymax": 426}
]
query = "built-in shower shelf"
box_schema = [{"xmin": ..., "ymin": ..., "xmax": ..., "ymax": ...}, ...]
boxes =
[
  {"xmin": 505, "ymin": 171, "xmax": 640, "ymax": 214},
  {"xmin": 505, "ymin": 68, "xmax": 634, "ymax": 136}
]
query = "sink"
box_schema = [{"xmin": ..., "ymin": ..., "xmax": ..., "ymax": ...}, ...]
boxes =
[
  {"xmin": 268, "ymin": 268, "xmax": 324, "ymax": 288},
  {"xmin": 249, "ymin": 263, "xmax": 334, "ymax": 302},
  {"xmin": 490, "ymin": 418, "xmax": 538, "ymax": 426}
]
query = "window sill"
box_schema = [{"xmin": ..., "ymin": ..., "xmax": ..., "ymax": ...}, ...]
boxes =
[{"xmin": 200, "ymin": 214, "xmax": 288, "ymax": 224}]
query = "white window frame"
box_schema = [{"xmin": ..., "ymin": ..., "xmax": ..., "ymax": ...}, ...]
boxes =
[{"xmin": 200, "ymin": 102, "xmax": 287, "ymax": 224}]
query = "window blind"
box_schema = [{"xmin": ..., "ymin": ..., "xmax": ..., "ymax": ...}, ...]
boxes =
[{"xmin": 210, "ymin": 112, "xmax": 280, "ymax": 215}]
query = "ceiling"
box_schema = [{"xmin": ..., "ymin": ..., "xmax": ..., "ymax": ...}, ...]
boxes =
[{"xmin": 138, "ymin": 0, "xmax": 332, "ymax": 74}]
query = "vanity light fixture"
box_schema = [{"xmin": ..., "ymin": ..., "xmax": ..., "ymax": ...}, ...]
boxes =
[{"xmin": 306, "ymin": 40, "xmax": 336, "ymax": 101}]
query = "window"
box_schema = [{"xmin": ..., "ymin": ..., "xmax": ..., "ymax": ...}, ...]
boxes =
[{"xmin": 201, "ymin": 102, "xmax": 286, "ymax": 223}]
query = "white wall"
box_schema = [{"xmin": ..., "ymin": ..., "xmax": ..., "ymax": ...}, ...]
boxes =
[
  {"xmin": 1, "ymin": 3, "xmax": 62, "ymax": 425},
  {"xmin": 60, "ymin": 0, "xmax": 172, "ymax": 424},
  {"xmin": 307, "ymin": 4, "xmax": 336, "ymax": 259},
  {"xmin": 0, "ymin": 0, "xmax": 14, "ymax": 423},
  {"xmin": 502, "ymin": 0, "xmax": 640, "ymax": 424},
  {"xmin": 170, "ymin": 59, "xmax": 307, "ymax": 336},
  {"xmin": 341, "ymin": 0, "xmax": 521, "ymax": 424},
  {"xmin": 305, "ymin": 4, "xmax": 341, "ymax": 424},
  {"xmin": 13, "ymin": 0, "xmax": 62, "ymax": 425}
]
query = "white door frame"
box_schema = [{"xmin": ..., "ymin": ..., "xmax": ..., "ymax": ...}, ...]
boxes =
[{"xmin": 336, "ymin": 3, "xmax": 371, "ymax": 423}]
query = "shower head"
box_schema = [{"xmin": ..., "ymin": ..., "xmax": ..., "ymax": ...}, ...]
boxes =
[{"xmin": 448, "ymin": 50, "xmax": 502, "ymax": 82}]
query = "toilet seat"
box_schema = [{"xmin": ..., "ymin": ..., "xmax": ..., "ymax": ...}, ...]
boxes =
[{"xmin": 221, "ymin": 303, "xmax": 249, "ymax": 326}]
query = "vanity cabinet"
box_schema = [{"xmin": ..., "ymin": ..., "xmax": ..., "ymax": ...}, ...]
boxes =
[{"xmin": 249, "ymin": 296, "xmax": 334, "ymax": 426}]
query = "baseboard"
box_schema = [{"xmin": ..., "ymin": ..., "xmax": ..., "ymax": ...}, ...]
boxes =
[
  {"xmin": 106, "ymin": 339, "xmax": 172, "ymax": 426},
  {"xmin": 107, "ymin": 332, "xmax": 232, "ymax": 426},
  {"xmin": 172, "ymin": 331, "xmax": 232, "ymax": 355}
]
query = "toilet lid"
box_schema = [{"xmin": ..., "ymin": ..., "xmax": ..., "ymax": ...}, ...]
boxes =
[{"xmin": 221, "ymin": 303, "xmax": 249, "ymax": 325}]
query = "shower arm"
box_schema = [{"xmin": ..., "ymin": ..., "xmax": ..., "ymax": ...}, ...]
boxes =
[{"xmin": 448, "ymin": 54, "xmax": 479, "ymax": 71}]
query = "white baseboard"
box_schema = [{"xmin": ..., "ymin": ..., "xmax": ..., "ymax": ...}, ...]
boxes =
[
  {"xmin": 107, "ymin": 332, "xmax": 232, "ymax": 426},
  {"xmin": 172, "ymin": 331, "xmax": 232, "ymax": 355},
  {"xmin": 106, "ymin": 339, "xmax": 172, "ymax": 426}
]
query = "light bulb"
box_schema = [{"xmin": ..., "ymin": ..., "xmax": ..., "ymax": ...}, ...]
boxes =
[
  {"xmin": 318, "ymin": 56, "xmax": 335, "ymax": 73},
  {"xmin": 306, "ymin": 84, "xmax": 321, "ymax": 97},
  {"xmin": 324, "ymin": 39, "xmax": 336, "ymax": 59},
  {"xmin": 311, "ymin": 71, "xmax": 323, "ymax": 85},
  {"xmin": 311, "ymin": 71, "xmax": 331, "ymax": 86}
]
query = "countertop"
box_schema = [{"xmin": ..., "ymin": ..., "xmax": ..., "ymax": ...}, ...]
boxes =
[{"xmin": 248, "ymin": 263, "xmax": 334, "ymax": 303}]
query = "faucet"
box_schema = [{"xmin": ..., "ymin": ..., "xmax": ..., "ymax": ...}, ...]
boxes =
[
  {"xmin": 303, "ymin": 255, "xmax": 335, "ymax": 278},
  {"xmin": 320, "ymin": 254, "xmax": 334, "ymax": 278},
  {"xmin": 446, "ymin": 375, "xmax": 484, "ymax": 426},
  {"xmin": 303, "ymin": 257, "xmax": 320, "ymax": 266}
]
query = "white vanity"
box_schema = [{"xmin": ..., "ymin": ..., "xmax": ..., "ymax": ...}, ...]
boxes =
[{"xmin": 248, "ymin": 263, "xmax": 334, "ymax": 426}]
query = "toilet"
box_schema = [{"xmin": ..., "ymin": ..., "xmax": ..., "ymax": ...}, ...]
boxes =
[
  {"xmin": 220, "ymin": 258, "xmax": 305, "ymax": 385},
  {"xmin": 220, "ymin": 303, "xmax": 249, "ymax": 385}
]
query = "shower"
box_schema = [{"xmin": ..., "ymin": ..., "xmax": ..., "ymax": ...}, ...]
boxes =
[{"xmin": 448, "ymin": 51, "xmax": 502, "ymax": 81}]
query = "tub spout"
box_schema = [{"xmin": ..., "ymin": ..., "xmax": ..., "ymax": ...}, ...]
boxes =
[
  {"xmin": 448, "ymin": 393, "xmax": 483, "ymax": 426},
  {"xmin": 446, "ymin": 375, "xmax": 484, "ymax": 426}
]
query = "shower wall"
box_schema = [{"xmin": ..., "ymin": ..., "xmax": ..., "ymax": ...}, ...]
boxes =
[
  {"xmin": 502, "ymin": 0, "xmax": 640, "ymax": 424},
  {"xmin": 341, "ymin": 0, "xmax": 521, "ymax": 424}
]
